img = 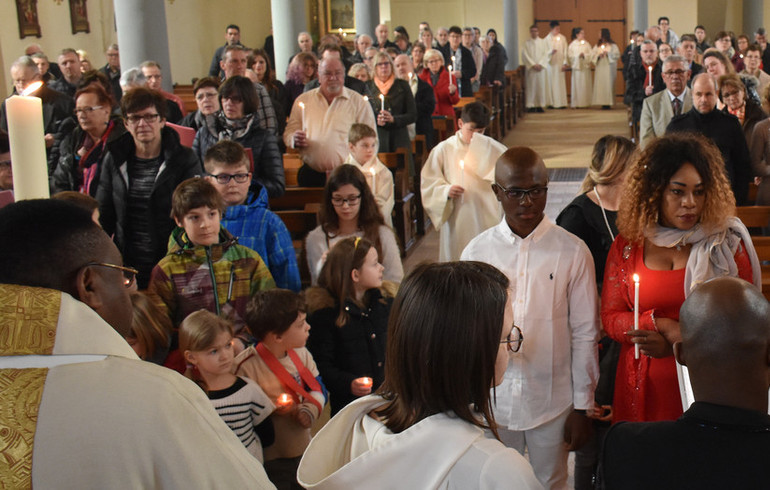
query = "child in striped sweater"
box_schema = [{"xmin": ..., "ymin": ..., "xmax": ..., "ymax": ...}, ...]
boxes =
[{"xmin": 180, "ymin": 310, "xmax": 275, "ymax": 462}]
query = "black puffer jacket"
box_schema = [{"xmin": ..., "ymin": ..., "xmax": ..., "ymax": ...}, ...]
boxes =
[
  {"xmin": 52, "ymin": 119, "xmax": 127, "ymax": 195},
  {"xmin": 96, "ymin": 126, "xmax": 202, "ymax": 282}
]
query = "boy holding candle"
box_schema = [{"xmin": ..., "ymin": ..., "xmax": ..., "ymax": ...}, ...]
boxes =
[
  {"xmin": 235, "ymin": 288, "xmax": 327, "ymax": 489},
  {"xmin": 343, "ymin": 123, "xmax": 394, "ymax": 226},
  {"xmin": 420, "ymin": 101, "xmax": 507, "ymax": 261},
  {"xmin": 461, "ymin": 146, "xmax": 599, "ymax": 490}
]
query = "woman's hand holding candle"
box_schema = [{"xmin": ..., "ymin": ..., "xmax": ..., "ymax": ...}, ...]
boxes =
[{"xmin": 351, "ymin": 376, "xmax": 373, "ymax": 396}]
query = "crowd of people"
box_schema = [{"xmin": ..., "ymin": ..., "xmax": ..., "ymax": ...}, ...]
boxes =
[{"xmin": 1, "ymin": 16, "xmax": 770, "ymax": 490}]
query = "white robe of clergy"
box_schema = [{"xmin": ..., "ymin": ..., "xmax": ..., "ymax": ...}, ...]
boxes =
[
  {"xmin": 591, "ymin": 43, "xmax": 620, "ymax": 106},
  {"xmin": 420, "ymin": 133, "xmax": 507, "ymax": 262},
  {"xmin": 522, "ymin": 37, "xmax": 549, "ymax": 109},
  {"xmin": 0, "ymin": 283, "xmax": 275, "ymax": 489},
  {"xmin": 545, "ymin": 32, "xmax": 569, "ymax": 108},
  {"xmin": 569, "ymin": 40, "xmax": 594, "ymax": 108}
]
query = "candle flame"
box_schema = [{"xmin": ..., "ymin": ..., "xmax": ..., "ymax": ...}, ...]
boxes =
[
  {"xmin": 459, "ymin": 159, "xmax": 464, "ymax": 169},
  {"xmin": 379, "ymin": 94, "xmax": 384, "ymax": 100},
  {"xmin": 633, "ymin": 273, "xmax": 639, "ymax": 283},
  {"xmin": 363, "ymin": 95, "xmax": 368, "ymax": 101},
  {"xmin": 451, "ymin": 56, "xmax": 456, "ymax": 62},
  {"xmin": 298, "ymin": 101, "xmax": 305, "ymax": 108},
  {"xmin": 370, "ymin": 168, "xmax": 376, "ymax": 176},
  {"xmin": 21, "ymin": 81, "xmax": 43, "ymax": 96}
]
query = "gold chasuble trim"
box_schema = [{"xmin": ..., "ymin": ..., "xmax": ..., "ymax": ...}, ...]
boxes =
[
  {"xmin": 0, "ymin": 368, "xmax": 48, "ymax": 488},
  {"xmin": 0, "ymin": 285, "xmax": 60, "ymax": 356}
]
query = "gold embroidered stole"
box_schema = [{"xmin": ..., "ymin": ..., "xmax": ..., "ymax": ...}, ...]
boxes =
[{"xmin": 0, "ymin": 285, "xmax": 61, "ymax": 488}]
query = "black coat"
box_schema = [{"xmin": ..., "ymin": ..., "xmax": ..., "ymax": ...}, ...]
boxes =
[
  {"xmin": 96, "ymin": 126, "xmax": 202, "ymax": 284},
  {"xmin": 627, "ymin": 61, "xmax": 665, "ymax": 123},
  {"xmin": 99, "ymin": 64, "xmax": 123, "ymax": 102},
  {"xmin": 306, "ymin": 287, "xmax": 393, "ymax": 415},
  {"xmin": 666, "ymin": 108, "xmax": 752, "ymax": 205},
  {"xmin": 365, "ymin": 78, "xmax": 417, "ymax": 153},
  {"xmin": 442, "ymin": 45, "xmax": 477, "ymax": 97},
  {"xmin": 481, "ymin": 42, "xmax": 508, "ymax": 86},
  {"xmin": 52, "ymin": 118, "xmax": 127, "ymax": 196},
  {"xmin": 415, "ymin": 78, "xmax": 436, "ymax": 149}
]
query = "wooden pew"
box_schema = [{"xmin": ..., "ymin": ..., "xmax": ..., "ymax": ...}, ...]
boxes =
[
  {"xmin": 736, "ymin": 206, "xmax": 770, "ymax": 234},
  {"xmin": 173, "ymin": 84, "xmax": 197, "ymax": 114},
  {"xmin": 269, "ymin": 187, "xmax": 324, "ymax": 211},
  {"xmin": 275, "ymin": 208, "xmax": 317, "ymax": 287},
  {"xmin": 282, "ymin": 153, "xmax": 302, "ymax": 187},
  {"xmin": 432, "ymin": 116, "xmax": 454, "ymax": 144},
  {"xmin": 379, "ymin": 150, "xmax": 417, "ymax": 256}
]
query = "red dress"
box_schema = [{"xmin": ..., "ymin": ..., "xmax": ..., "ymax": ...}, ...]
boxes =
[
  {"xmin": 419, "ymin": 66, "xmax": 460, "ymax": 121},
  {"xmin": 601, "ymin": 235, "xmax": 754, "ymax": 423}
]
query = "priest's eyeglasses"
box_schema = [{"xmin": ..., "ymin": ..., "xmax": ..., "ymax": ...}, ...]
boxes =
[
  {"xmin": 501, "ymin": 325, "xmax": 524, "ymax": 353},
  {"xmin": 493, "ymin": 183, "xmax": 548, "ymax": 202},
  {"xmin": 85, "ymin": 262, "xmax": 138, "ymax": 288}
]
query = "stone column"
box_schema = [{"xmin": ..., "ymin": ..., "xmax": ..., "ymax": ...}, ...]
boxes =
[
  {"xmin": 113, "ymin": 0, "xmax": 173, "ymax": 90},
  {"xmin": 503, "ymin": 0, "xmax": 519, "ymax": 68},
  {"xmin": 634, "ymin": 0, "xmax": 648, "ymax": 33},
  {"xmin": 743, "ymin": 0, "xmax": 763, "ymax": 40},
  {"xmin": 355, "ymin": 0, "xmax": 379, "ymax": 38},
  {"xmin": 272, "ymin": 0, "xmax": 308, "ymax": 83}
]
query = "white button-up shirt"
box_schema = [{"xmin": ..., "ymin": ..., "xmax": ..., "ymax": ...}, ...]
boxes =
[
  {"xmin": 461, "ymin": 217, "xmax": 600, "ymax": 430},
  {"xmin": 283, "ymin": 87, "xmax": 376, "ymax": 168}
]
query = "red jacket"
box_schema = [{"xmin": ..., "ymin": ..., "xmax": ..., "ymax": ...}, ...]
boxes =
[{"xmin": 419, "ymin": 66, "xmax": 460, "ymax": 120}]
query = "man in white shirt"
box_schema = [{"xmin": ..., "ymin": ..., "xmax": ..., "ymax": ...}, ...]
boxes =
[
  {"xmin": 639, "ymin": 55, "xmax": 692, "ymax": 148},
  {"xmin": 283, "ymin": 57, "xmax": 376, "ymax": 186},
  {"xmin": 461, "ymin": 147, "xmax": 599, "ymax": 490},
  {"xmin": 522, "ymin": 25, "xmax": 549, "ymax": 112}
]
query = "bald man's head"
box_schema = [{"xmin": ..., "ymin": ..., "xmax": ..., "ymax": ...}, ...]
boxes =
[
  {"xmin": 677, "ymin": 277, "xmax": 770, "ymax": 410},
  {"xmin": 493, "ymin": 147, "xmax": 548, "ymax": 238}
]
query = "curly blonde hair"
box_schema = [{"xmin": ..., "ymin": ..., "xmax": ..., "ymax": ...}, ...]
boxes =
[{"xmin": 617, "ymin": 133, "xmax": 735, "ymax": 243}]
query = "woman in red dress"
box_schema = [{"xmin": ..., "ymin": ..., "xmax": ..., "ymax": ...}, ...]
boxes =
[
  {"xmin": 419, "ymin": 48, "xmax": 460, "ymax": 124},
  {"xmin": 601, "ymin": 133, "xmax": 761, "ymax": 423}
]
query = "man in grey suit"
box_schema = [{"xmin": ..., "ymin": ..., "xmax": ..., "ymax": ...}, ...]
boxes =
[{"xmin": 639, "ymin": 55, "xmax": 692, "ymax": 148}]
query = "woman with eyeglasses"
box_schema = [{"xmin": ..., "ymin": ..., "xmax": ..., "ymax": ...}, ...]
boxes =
[
  {"xmin": 192, "ymin": 75, "xmax": 284, "ymax": 198},
  {"xmin": 178, "ymin": 77, "xmax": 220, "ymax": 132},
  {"xmin": 366, "ymin": 51, "xmax": 416, "ymax": 154},
  {"xmin": 298, "ymin": 261, "xmax": 541, "ymax": 489},
  {"xmin": 601, "ymin": 133, "xmax": 760, "ymax": 424},
  {"xmin": 304, "ymin": 164, "xmax": 403, "ymax": 285},
  {"xmin": 52, "ymin": 84, "xmax": 126, "ymax": 196},
  {"xmin": 419, "ymin": 48, "xmax": 460, "ymax": 125},
  {"xmin": 96, "ymin": 87, "xmax": 202, "ymax": 289},
  {"xmin": 718, "ymin": 73, "xmax": 766, "ymax": 148}
]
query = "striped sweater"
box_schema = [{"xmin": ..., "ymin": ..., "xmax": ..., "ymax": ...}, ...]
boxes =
[{"xmin": 207, "ymin": 376, "xmax": 276, "ymax": 462}]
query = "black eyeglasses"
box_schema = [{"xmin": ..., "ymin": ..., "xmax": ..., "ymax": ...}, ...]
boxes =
[
  {"xmin": 85, "ymin": 262, "xmax": 138, "ymax": 288},
  {"xmin": 663, "ymin": 69, "xmax": 686, "ymax": 76},
  {"xmin": 331, "ymin": 195, "xmax": 361, "ymax": 207},
  {"xmin": 494, "ymin": 182, "xmax": 548, "ymax": 202},
  {"xmin": 208, "ymin": 172, "xmax": 250, "ymax": 184},
  {"xmin": 125, "ymin": 113, "xmax": 160, "ymax": 125},
  {"xmin": 501, "ymin": 325, "xmax": 524, "ymax": 353}
]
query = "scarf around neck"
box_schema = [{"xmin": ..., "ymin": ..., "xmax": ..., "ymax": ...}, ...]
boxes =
[
  {"xmin": 209, "ymin": 111, "xmax": 256, "ymax": 141},
  {"xmin": 374, "ymin": 74, "xmax": 395, "ymax": 96},
  {"xmin": 644, "ymin": 216, "xmax": 761, "ymax": 296}
]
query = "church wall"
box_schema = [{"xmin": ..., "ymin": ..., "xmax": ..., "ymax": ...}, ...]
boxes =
[{"xmin": 648, "ymin": 0, "xmax": 697, "ymax": 36}]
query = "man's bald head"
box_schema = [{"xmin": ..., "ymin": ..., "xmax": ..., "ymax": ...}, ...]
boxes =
[
  {"xmin": 677, "ymin": 277, "xmax": 770, "ymax": 411},
  {"xmin": 495, "ymin": 146, "xmax": 547, "ymax": 183}
]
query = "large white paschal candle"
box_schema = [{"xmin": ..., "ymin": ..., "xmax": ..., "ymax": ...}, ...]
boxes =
[{"xmin": 6, "ymin": 81, "xmax": 49, "ymax": 200}]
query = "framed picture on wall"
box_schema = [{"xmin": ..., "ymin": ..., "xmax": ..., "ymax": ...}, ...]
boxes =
[
  {"xmin": 326, "ymin": 0, "xmax": 355, "ymax": 34},
  {"xmin": 69, "ymin": 0, "xmax": 90, "ymax": 34},
  {"xmin": 16, "ymin": 0, "xmax": 41, "ymax": 39}
]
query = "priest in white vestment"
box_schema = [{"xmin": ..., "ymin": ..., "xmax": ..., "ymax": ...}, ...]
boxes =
[
  {"xmin": 421, "ymin": 102, "xmax": 507, "ymax": 262},
  {"xmin": 545, "ymin": 21, "xmax": 569, "ymax": 109},
  {"xmin": 0, "ymin": 200, "xmax": 275, "ymax": 489},
  {"xmin": 522, "ymin": 25, "xmax": 549, "ymax": 111},
  {"xmin": 568, "ymin": 29, "xmax": 594, "ymax": 108}
]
